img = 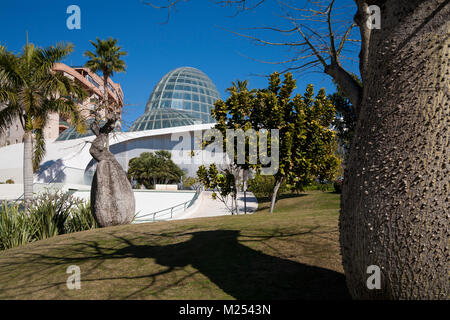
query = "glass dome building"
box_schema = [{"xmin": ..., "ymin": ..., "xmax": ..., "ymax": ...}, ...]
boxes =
[{"xmin": 130, "ymin": 67, "xmax": 220, "ymax": 131}]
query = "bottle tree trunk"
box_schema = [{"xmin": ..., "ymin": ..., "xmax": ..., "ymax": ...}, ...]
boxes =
[
  {"xmin": 340, "ymin": 0, "xmax": 449, "ymax": 299},
  {"xmin": 89, "ymin": 119, "xmax": 135, "ymax": 227},
  {"xmin": 22, "ymin": 131, "xmax": 33, "ymax": 206}
]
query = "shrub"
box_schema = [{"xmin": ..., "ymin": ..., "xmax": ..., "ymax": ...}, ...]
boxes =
[
  {"xmin": 0, "ymin": 190, "xmax": 98, "ymax": 251},
  {"xmin": 28, "ymin": 189, "xmax": 80, "ymax": 239},
  {"xmin": 183, "ymin": 177, "xmax": 201, "ymax": 190},
  {"xmin": 5, "ymin": 179, "xmax": 14, "ymax": 184},
  {"xmin": 0, "ymin": 201, "xmax": 36, "ymax": 250},
  {"xmin": 248, "ymin": 174, "xmax": 288, "ymax": 199},
  {"xmin": 65, "ymin": 201, "xmax": 98, "ymax": 233}
]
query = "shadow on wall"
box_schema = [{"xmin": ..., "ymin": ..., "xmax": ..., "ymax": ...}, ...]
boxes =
[
  {"xmin": 1, "ymin": 229, "xmax": 351, "ymax": 299},
  {"xmin": 36, "ymin": 159, "xmax": 66, "ymax": 183}
]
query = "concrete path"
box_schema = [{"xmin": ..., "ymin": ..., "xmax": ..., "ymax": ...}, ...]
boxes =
[{"xmin": 174, "ymin": 191, "xmax": 258, "ymax": 220}]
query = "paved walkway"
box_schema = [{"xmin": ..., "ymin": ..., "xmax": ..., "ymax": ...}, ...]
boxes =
[{"xmin": 174, "ymin": 191, "xmax": 258, "ymax": 220}]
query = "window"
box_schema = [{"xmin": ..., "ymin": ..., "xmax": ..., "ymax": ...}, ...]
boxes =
[
  {"xmin": 183, "ymin": 102, "xmax": 192, "ymax": 110},
  {"xmin": 173, "ymin": 91, "xmax": 183, "ymax": 99}
]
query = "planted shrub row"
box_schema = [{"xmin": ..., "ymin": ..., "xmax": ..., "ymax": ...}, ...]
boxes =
[{"xmin": 0, "ymin": 190, "xmax": 98, "ymax": 251}]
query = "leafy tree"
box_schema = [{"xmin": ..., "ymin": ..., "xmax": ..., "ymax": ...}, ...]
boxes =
[
  {"xmin": 0, "ymin": 41, "xmax": 86, "ymax": 205},
  {"xmin": 84, "ymin": 37, "xmax": 126, "ymax": 122},
  {"xmin": 210, "ymin": 72, "xmax": 340, "ymax": 213},
  {"xmin": 128, "ymin": 151, "xmax": 185, "ymax": 188},
  {"xmin": 197, "ymin": 164, "xmax": 237, "ymax": 215},
  {"xmin": 183, "ymin": 176, "xmax": 201, "ymax": 190}
]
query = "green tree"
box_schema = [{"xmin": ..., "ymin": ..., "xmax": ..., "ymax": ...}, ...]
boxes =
[
  {"xmin": 128, "ymin": 151, "xmax": 185, "ymax": 188},
  {"xmin": 0, "ymin": 41, "xmax": 86, "ymax": 205},
  {"xmin": 197, "ymin": 164, "xmax": 237, "ymax": 215},
  {"xmin": 84, "ymin": 37, "xmax": 126, "ymax": 122},
  {"xmin": 210, "ymin": 72, "xmax": 340, "ymax": 213}
]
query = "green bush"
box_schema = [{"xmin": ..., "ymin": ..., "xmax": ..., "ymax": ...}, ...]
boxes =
[
  {"xmin": 65, "ymin": 201, "xmax": 98, "ymax": 233},
  {"xmin": 248, "ymin": 174, "xmax": 288, "ymax": 199},
  {"xmin": 5, "ymin": 179, "xmax": 14, "ymax": 184},
  {"xmin": 0, "ymin": 202, "xmax": 35, "ymax": 250},
  {"xmin": 303, "ymin": 181, "xmax": 335, "ymax": 192},
  {"xmin": 0, "ymin": 190, "xmax": 98, "ymax": 251}
]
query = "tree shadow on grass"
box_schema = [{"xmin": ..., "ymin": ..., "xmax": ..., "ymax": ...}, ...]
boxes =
[{"xmin": 1, "ymin": 228, "xmax": 350, "ymax": 300}]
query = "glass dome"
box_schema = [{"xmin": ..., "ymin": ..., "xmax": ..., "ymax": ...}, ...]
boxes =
[
  {"xmin": 129, "ymin": 108, "xmax": 206, "ymax": 131},
  {"xmin": 130, "ymin": 67, "xmax": 220, "ymax": 132}
]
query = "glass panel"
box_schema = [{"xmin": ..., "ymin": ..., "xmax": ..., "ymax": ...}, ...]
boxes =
[
  {"xmin": 173, "ymin": 91, "xmax": 183, "ymax": 99},
  {"xmin": 183, "ymin": 101, "xmax": 192, "ymax": 110},
  {"xmin": 192, "ymin": 103, "xmax": 200, "ymax": 111},
  {"xmin": 192, "ymin": 94, "xmax": 199, "ymax": 101},
  {"xmin": 163, "ymin": 91, "xmax": 172, "ymax": 99},
  {"xmin": 171, "ymin": 99, "xmax": 183, "ymax": 109}
]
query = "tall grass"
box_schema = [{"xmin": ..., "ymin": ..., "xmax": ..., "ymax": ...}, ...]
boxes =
[
  {"xmin": 0, "ymin": 190, "xmax": 98, "ymax": 251},
  {"xmin": 0, "ymin": 202, "xmax": 35, "ymax": 250}
]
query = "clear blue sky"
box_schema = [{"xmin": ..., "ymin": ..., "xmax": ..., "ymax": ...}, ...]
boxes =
[{"xmin": 0, "ymin": 0, "xmax": 360, "ymax": 130}]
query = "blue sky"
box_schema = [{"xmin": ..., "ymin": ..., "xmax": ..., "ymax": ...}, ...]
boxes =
[{"xmin": 0, "ymin": 0, "xmax": 360, "ymax": 129}]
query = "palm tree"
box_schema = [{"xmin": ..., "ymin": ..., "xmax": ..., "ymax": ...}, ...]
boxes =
[
  {"xmin": 0, "ymin": 40, "xmax": 86, "ymax": 205},
  {"xmin": 84, "ymin": 37, "xmax": 126, "ymax": 124}
]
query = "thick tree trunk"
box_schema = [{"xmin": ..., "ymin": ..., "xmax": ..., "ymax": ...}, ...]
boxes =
[
  {"xmin": 340, "ymin": 0, "xmax": 449, "ymax": 299},
  {"xmin": 89, "ymin": 120, "xmax": 135, "ymax": 227},
  {"xmin": 270, "ymin": 177, "xmax": 284, "ymax": 213},
  {"xmin": 22, "ymin": 131, "xmax": 33, "ymax": 206}
]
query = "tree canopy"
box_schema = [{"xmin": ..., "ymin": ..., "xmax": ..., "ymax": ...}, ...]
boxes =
[
  {"xmin": 128, "ymin": 150, "xmax": 185, "ymax": 188},
  {"xmin": 209, "ymin": 72, "xmax": 341, "ymax": 213}
]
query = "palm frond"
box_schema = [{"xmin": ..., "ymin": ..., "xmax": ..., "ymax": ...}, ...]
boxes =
[
  {"xmin": 32, "ymin": 128, "xmax": 46, "ymax": 172},
  {"xmin": 0, "ymin": 103, "xmax": 21, "ymax": 134}
]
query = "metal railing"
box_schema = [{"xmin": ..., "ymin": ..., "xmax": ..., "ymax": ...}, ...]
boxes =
[{"xmin": 134, "ymin": 188, "xmax": 201, "ymax": 223}]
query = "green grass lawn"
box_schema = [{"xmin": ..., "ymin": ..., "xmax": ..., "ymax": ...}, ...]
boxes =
[{"xmin": 0, "ymin": 191, "xmax": 350, "ymax": 300}]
